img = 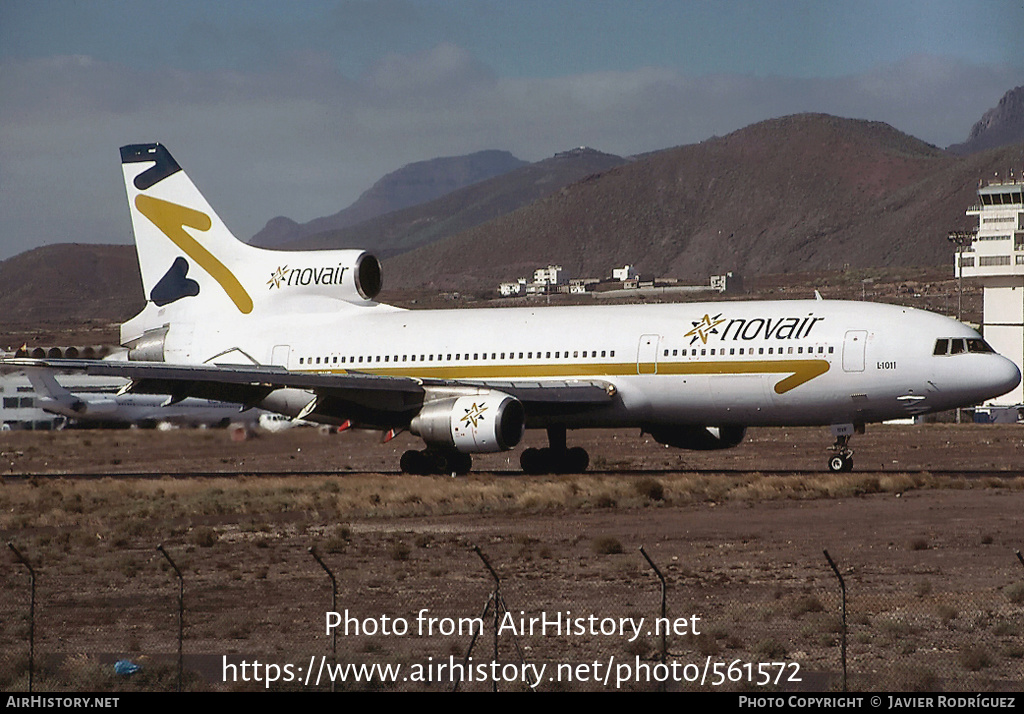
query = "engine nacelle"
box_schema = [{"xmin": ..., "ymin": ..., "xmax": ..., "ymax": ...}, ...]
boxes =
[
  {"xmin": 646, "ymin": 425, "xmax": 747, "ymax": 451},
  {"xmin": 410, "ymin": 393, "xmax": 525, "ymax": 453}
]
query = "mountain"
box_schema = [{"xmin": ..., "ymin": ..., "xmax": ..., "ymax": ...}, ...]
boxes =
[
  {"xmin": 382, "ymin": 114, "xmax": 1021, "ymax": 290},
  {"xmin": 0, "ymin": 243, "xmax": 143, "ymax": 326},
  {"xmin": 251, "ymin": 150, "xmax": 527, "ymax": 247},
  {"xmin": 4, "ymin": 113, "xmax": 1024, "ymax": 326},
  {"xmin": 285, "ymin": 147, "xmax": 627, "ymax": 257},
  {"xmin": 947, "ymin": 85, "xmax": 1024, "ymax": 155}
]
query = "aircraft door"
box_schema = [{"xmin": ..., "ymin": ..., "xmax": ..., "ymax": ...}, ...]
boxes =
[
  {"xmin": 842, "ymin": 330, "xmax": 867, "ymax": 372},
  {"xmin": 271, "ymin": 344, "xmax": 291, "ymax": 367},
  {"xmin": 637, "ymin": 334, "xmax": 660, "ymax": 374}
]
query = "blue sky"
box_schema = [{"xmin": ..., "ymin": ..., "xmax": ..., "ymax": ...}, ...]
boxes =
[{"xmin": 1, "ymin": 0, "xmax": 1022, "ymax": 260}]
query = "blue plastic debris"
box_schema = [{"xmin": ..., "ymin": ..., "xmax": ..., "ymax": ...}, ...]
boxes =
[{"xmin": 114, "ymin": 659, "xmax": 141, "ymax": 676}]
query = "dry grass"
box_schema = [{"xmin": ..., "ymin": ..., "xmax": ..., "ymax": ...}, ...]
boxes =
[{"xmin": 3, "ymin": 469, "xmax": 1023, "ymax": 539}]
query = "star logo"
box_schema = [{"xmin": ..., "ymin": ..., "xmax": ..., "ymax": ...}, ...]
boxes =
[
  {"xmin": 684, "ymin": 313, "xmax": 725, "ymax": 345},
  {"xmin": 460, "ymin": 402, "xmax": 488, "ymax": 429},
  {"xmin": 267, "ymin": 266, "xmax": 289, "ymax": 290}
]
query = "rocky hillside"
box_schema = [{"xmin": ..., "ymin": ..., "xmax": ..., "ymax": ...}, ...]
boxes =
[
  {"xmin": 251, "ymin": 150, "xmax": 527, "ymax": 247},
  {"xmin": 383, "ymin": 114, "xmax": 1021, "ymax": 290},
  {"xmin": 947, "ymin": 85, "xmax": 1024, "ymax": 155},
  {"xmin": 287, "ymin": 147, "xmax": 627, "ymax": 257}
]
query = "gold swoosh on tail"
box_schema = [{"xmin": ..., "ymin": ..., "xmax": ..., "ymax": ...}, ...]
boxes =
[{"xmin": 135, "ymin": 194, "xmax": 253, "ymax": 314}]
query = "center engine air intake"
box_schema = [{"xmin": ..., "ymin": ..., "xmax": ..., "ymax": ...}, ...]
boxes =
[{"xmin": 410, "ymin": 393, "xmax": 525, "ymax": 453}]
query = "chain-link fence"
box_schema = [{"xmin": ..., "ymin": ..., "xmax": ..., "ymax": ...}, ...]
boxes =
[{"xmin": 4, "ymin": 533, "xmax": 1024, "ymax": 692}]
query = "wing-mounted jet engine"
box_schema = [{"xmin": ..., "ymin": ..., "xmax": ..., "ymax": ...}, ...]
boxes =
[{"xmin": 402, "ymin": 390, "xmax": 526, "ymax": 475}]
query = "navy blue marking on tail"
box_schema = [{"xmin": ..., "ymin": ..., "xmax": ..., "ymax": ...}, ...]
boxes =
[{"xmin": 150, "ymin": 257, "xmax": 200, "ymax": 306}]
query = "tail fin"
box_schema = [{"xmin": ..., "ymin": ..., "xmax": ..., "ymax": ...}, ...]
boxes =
[
  {"xmin": 25, "ymin": 369, "xmax": 82, "ymax": 415},
  {"xmin": 120, "ymin": 144, "xmax": 382, "ymax": 322}
]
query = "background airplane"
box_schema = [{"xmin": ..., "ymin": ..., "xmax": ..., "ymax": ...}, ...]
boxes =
[{"xmin": 26, "ymin": 369, "xmax": 258, "ymax": 430}]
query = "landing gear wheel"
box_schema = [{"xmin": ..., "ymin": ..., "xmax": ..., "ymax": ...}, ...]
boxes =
[
  {"xmin": 827, "ymin": 453, "xmax": 854, "ymax": 473},
  {"xmin": 565, "ymin": 446, "xmax": 589, "ymax": 473},
  {"xmin": 519, "ymin": 445, "xmax": 590, "ymax": 474},
  {"xmin": 401, "ymin": 449, "xmax": 427, "ymax": 475},
  {"xmin": 520, "ymin": 447, "xmax": 545, "ymax": 475},
  {"xmin": 401, "ymin": 449, "xmax": 472, "ymax": 475}
]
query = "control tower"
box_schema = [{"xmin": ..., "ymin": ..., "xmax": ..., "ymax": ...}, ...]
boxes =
[{"xmin": 954, "ymin": 178, "xmax": 1024, "ymax": 406}]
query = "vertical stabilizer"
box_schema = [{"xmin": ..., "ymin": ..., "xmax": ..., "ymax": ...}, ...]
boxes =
[{"xmin": 120, "ymin": 144, "xmax": 384, "ymax": 326}]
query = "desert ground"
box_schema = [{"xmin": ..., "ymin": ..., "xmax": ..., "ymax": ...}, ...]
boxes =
[{"xmin": 2, "ymin": 422, "xmax": 1024, "ymax": 692}]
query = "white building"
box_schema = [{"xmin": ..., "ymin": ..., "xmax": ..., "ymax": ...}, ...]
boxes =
[
  {"xmin": 498, "ymin": 278, "xmax": 527, "ymax": 297},
  {"xmin": 612, "ymin": 265, "xmax": 637, "ymax": 281},
  {"xmin": 710, "ymin": 272, "xmax": 743, "ymax": 293},
  {"xmin": 533, "ymin": 265, "xmax": 565, "ymax": 286},
  {"xmin": 954, "ymin": 177, "xmax": 1024, "ymax": 405}
]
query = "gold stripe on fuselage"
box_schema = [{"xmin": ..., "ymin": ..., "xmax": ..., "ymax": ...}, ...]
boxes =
[{"xmin": 301, "ymin": 359, "xmax": 831, "ymax": 395}]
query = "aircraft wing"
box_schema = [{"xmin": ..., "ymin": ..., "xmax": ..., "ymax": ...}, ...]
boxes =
[{"xmin": 3, "ymin": 359, "xmax": 615, "ymax": 426}]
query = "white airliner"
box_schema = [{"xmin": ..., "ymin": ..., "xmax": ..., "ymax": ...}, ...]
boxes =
[
  {"xmin": 6, "ymin": 144, "xmax": 1019, "ymax": 473},
  {"xmin": 26, "ymin": 369, "xmax": 258, "ymax": 429}
]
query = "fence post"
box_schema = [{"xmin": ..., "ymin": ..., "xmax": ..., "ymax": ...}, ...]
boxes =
[
  {"xmin": 157, "ymin": 544, "xmax": 184, "ymax": 692},
  {"xmin": 823, "ymin": 549, "xmax": 847, "ymax": 692},
  {"xmin": 308, "ymin": 546, "xmax": 337, "ymax": 692},
  {"xmin": 8, "ymin": 542, "xmax": 35, "ymax": 693},
  {"xmin": 474, "ymin": 545, "xmax": 501, "ymax": 692},
  {"xmin": 454, "ymin": 546, "xmax": 532, "ymax": 692},
  {"xmin": 639, "ymin": 546, "xmax": 668, "ymax": 666}
]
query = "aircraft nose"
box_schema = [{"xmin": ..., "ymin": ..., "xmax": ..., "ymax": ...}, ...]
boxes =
[
  {"xmin": 994, "ymin": 356, "xmax": 1021, "ymax": 395},
  {"xmin": 977, "ymin": 355, "xmax": 1022, "ymax": 400}
]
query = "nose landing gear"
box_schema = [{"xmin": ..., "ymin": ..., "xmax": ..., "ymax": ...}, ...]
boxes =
[{"xmin": 827, "ymin": 423, "xmax": 862, "ymax": 473}]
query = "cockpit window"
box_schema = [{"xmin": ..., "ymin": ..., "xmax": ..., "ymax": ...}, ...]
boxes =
[
  {"xmin": 967, "ymin": 338, "xmax": 995, "ymax": 354},
  {"xmin": 934, "ymin": 337, "xmax": 996, "ymax": 355}
]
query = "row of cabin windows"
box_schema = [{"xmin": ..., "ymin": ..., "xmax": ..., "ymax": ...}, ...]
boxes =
[
  {"xmin": 663, "ymin": 345, "xmax": 834, "ymax": 357},
  {"xmin": 298, "ymin": 349, "xmax": 617, "ymax": 367}
]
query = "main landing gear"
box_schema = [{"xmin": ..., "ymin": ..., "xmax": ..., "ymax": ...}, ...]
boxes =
[
  {"xmin": 827, "ymin": 423, "xmax": 863, "ymax": 473},
  {"xmin": 520, "ymin": 426, "xmax": 590, "ymax": 474},
  {"xmin": 400, "ymin": 448, "xmax": 472, "ymax": 475}
]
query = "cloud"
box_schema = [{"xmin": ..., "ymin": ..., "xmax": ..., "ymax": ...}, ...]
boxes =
[{"xmin": 0, "ymin": 46, "xmax": 1019, "ymax": 260}]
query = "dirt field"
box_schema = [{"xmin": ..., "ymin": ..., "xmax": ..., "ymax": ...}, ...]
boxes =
[{"xmin": 2, "ymin": 423, "xmax": 1024, "ymax": 692}]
